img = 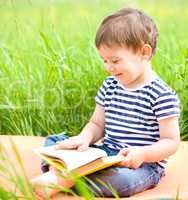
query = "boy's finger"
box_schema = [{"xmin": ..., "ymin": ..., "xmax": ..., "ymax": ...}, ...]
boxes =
[
  {"xmin": 55, "ymin": 140, "xmax": 68, "ymax": 148},
  {"xmin": 116, "ymin": 153, "xmax": 132, "ymax": 167},
  {"xmin": 119, "ymin": 148, "xmax": 129, "ymax": 156},
  {"xmin": 55, "ymin": 142, "xmax": 76, "ymax": 150},
  {"xmin": 77, "ymin": 144, "xmax": 89, "ymax": 151},
  {"xmin": 56, "ymin": 140, "xmax": 83, "ymax": 150}
]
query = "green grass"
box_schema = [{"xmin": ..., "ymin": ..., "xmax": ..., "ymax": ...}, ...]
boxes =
[{"xmin": 0, "ymin": 0, "xmax": 187, "ymax": 139}]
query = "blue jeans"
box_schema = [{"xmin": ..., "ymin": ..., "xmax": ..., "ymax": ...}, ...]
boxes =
[{"xmin": 41, "ymin": 133, "xmax": 165, "ymax": 197}]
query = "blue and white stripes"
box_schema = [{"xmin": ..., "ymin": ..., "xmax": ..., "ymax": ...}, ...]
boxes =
[{"xmin": 95, "ymin": 75, "xmax": 180, "ymax": 168}]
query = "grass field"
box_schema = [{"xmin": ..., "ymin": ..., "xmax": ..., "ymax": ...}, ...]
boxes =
[{"xmin": 0, "ymin": 0, "xmax": 188, "ymax": 139}]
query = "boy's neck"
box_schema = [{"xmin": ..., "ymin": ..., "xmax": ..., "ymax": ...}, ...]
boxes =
[{"xmin": 121, "ymin": 63, "xmax": 155, "ymax": 90}]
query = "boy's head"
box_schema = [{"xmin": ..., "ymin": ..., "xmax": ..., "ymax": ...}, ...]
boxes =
[{"xmin": 95, "ymin": 7, "xmax": 158, "ymax": 59}]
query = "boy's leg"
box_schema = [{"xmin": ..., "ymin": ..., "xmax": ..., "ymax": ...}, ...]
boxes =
[
  {"xmin": 85, "ymin": 162, "xmax": 165, "ymax": 197},
  {"xmin": 32, "ymin": 171, "xmax": 59, "ymax": 198},
  {"xmin": 32, "ymin": 170, "xmax": 75, "ymax": 199}
]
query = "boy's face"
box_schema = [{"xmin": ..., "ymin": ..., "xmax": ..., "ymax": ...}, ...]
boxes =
[{"xmin": 98, "ymin": 45, "xmax": 150, "ymax": 88}]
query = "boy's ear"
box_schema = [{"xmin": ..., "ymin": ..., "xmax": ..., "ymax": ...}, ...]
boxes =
[{"xmin": 141, "ymin": 44, "xmax": 152, "ymax": 59}]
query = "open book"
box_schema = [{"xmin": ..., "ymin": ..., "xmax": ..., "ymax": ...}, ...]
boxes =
[{"xmin": 34, "ymin": 145, "xmax": 124, "ymax": 177}]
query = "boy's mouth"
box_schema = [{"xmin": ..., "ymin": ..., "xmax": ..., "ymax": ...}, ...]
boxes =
[{"xmin": 114, "ymin": 73, "xmax": 123, "ymax": 77}]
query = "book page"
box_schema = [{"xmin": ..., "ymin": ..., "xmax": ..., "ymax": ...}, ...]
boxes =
[{"xmin": 34, "ymin": 146, "xmax": 107, "ymax": 170}]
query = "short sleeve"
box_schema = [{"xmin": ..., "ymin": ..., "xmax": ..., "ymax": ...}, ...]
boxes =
[
  {"xmin": 95, "ymin": 77, "xmax": 113, "ymax": 106},
  {"xmin": 152, "ymin": 91, "xmax": 180, "ymax": 121}
]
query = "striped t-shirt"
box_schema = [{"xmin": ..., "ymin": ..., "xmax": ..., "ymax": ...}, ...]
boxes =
[{"xmin": 95, "ymin": 75, "xmax": 180, "ymax": 168}]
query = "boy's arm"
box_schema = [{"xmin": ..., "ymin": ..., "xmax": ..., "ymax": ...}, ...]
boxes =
[
  {"xmin": 118, "ymin": 116, "xmax": 180, "ymax": 169},
  {"xmin": 143, "ymin": 116, "xmax": 180, "ymax": 162},
  {"xmin": 56, "ymin": 104, "xmax": 105, "ymax": 150},
  {"xmin": 79, "ymin": 103, "xmax": 105, "ymax": 144}
]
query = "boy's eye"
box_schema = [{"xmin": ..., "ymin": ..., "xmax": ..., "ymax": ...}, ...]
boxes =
[{"xmin": 111, "ymin": 60, "xmax": 119, "ymax": 64}]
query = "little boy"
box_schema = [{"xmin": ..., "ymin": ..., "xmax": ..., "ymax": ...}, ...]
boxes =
[{"xmin": 32, "ymin": 7, "xmax": 180, "ymax": 198}]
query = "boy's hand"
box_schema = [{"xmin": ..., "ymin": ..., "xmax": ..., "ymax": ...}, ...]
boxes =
[
  {"xmin": 117, "ymin": 147, "xmax": 146, "ymax": 169},
  {"xmin": 55, "ymin": 135, "xmax": 90, "ymax": 151}
]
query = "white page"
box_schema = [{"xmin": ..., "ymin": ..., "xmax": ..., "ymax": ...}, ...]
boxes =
[{"xmin": 34, "ymin": 146, "xmax": 107, "ymax": 170}]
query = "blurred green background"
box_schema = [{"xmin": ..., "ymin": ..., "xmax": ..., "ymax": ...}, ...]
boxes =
[{"xmin": 0, "ymin": 0, "xmax": 188, "ymax": 139}]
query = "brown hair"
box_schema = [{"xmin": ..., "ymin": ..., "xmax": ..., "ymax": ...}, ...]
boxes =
[{"xmin": 95, "ymin": 8, "xmax": 158, "ymax": 57}]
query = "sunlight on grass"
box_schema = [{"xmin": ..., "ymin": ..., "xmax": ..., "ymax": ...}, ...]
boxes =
[{"xmin": 0, "ymin": 0, "xmax": 187, "ymax": 138}]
